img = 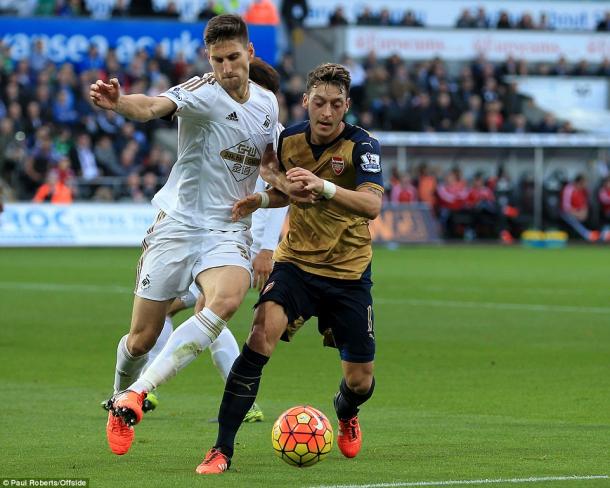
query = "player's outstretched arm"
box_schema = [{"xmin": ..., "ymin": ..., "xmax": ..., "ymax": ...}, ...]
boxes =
[
  {"xmin": 89, "ymin": 78, "xmax": 176, "ymax": 122},
  {"xmin": 232, "ymin": 189, "xmax": 289, "ymax": 221},
  {"xmin": 286, "ymin": 167, "xmax": 383, "ymax": 220}
]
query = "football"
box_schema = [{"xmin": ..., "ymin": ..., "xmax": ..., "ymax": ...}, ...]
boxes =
[{"xmin": 271, "ymin": 405, "xmax": 333, "ymax": 467}]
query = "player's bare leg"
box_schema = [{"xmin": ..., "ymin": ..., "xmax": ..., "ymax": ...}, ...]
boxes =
[{"xmin": 334, "ymin": 360, "xmax": 375, "ymax": 458}]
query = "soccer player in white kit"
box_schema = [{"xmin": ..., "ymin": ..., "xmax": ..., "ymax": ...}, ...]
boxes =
[{"xmin": 90, "ymin": 15, "xmax": 282, "ymax": 455}]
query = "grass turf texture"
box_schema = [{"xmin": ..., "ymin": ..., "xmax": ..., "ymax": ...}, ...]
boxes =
[{"xmin": 1, "ymin": 246, "xmax": 609, "ymax": 488}]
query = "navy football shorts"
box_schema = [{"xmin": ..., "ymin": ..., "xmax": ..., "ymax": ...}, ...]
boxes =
[{"xmin": 255, "ymin": 261, "xmax": 375, "ymax": 363}]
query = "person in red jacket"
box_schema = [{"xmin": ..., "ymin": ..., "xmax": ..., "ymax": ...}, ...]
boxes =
[
  {"xmin": 436, "ymin": 167, "xmax": 469, "ymax": 238},
  {"xmin": 560, "ymin": 174, "xmax": 597, "ymax": 241}
]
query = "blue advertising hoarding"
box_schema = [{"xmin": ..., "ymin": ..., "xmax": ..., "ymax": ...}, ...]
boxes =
[{"xmin": 0, "ymin": 17, "xmax": 276, "ymax": 65}]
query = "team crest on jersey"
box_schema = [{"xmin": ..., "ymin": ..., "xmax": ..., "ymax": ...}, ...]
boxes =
[
  {"xmin": 330, "ymin": 156, "xmax": 345, "ymax": 175},
  {"xmin": 220, "ymin": 138, "xmax": 261, "ymax": 182},
  {"xmin": 263, "ymin": 114, "xmax": 271, "ymax": 129}
]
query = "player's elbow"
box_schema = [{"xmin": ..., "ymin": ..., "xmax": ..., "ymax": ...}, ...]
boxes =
[{"xmin": 363, "ymin": 199, "xmax": 382, "ymax": 220}]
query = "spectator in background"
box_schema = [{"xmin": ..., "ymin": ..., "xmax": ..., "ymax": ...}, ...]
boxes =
[
  {"xmin": 69, "ymin": 133, "xmax": 99, "ymax": 181},
  {"xmin": 517, "ymin": 13, "xmax": 535, "ymax": 30},
  {"xmin": 496, "ymin": 11, "xmax": 512, "ymax": 29},
  {"xmin": 281, "ymin": 0, "xmax": 309, "ymax": 46},
  {"xmin": 456, "ymin": 9, "xmax": 474, "ymax": 28},
  {"xmin": 391, "ymin": 173, "xmax": 417, "ymax": 204},
  {"xmin": 243, "ymin": 0, "xmax": 280, "ymax": 25},
  {"xmin": 466, "ymin": 171, "xmax": 498, "ymax": 239},
  {"xmin": 537, "ymin": 13, "xmax": 552, "ymax": 30},
  {"xmin": 400, "ymin": 10, "xmax": 423, "ymax": 27},
  {"xmin": 329, "ymin": 6, "xmax": 349, "ymax": 26},
  {"xmin": 378, "ymin": 8, "xmax": 392, "ymax": 26},
  {"xmin": 436, "ymin": 167, "xmax": 469, "ymax": 238},
  {"xmin": 473, "ymin": 7, "xmax": 489, "ymax": 28},
  {"xmin": 415, "ymin": 162, "xmax": 437, "ymax": 208},
  {"xmin": 32, "ymin": 171, "xmax": 73, "ymax": 203},
  {"xmin": 357, "ymin": 7, "xmax": 378, "ymax": 26},
  {"xmin": 596, "ymin": 12, "xmax": 610, "ymax": 32},
  {"xmin": 20, "ymin": 130, "xmax": 59, "ymax": 198},
  {"xmin": 560, "ymin": 174, "xmax": 598, "ymax": 241},
  {"xmin": 120, "ymin": 172, "xmax": 145, "ymax": 202},
  {"xmin": 597, "ymin": 176, "xmax": 610, "ymax": 229}
]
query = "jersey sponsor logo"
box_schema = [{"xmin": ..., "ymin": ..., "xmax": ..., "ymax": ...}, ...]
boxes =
[
  {"xmin": 330, "ymin": 156, "xmax": 345, "ymax": 175},
  {"xmin": 226, "ymin": 111, "xmax": 239, "ymax": 122},
  {"xmin": 360, "ymin": 152, "xmax": 381, "ymax": 173},
  {"xmin": 263, "ymin": 114, "xmax": 271, "ymax": 129},
  {"xmin": 220, "ymin": 138, "xmax": 261, "ymax": 182}
]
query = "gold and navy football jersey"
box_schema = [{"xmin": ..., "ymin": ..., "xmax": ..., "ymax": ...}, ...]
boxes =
[{"xmin": 273, "ymin": 121, "xmax": 384, "ymax": 280}]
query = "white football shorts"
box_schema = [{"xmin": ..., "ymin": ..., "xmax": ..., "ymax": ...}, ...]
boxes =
[{"xmin": 134, "ymin": 213, "xmax": 252, "ymax": 301}]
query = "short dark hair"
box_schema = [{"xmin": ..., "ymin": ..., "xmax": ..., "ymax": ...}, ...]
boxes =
[
  {"xmin": 248, "ymin": 57, "xmax": 280, "ymax": 94},
  {"xmin": 306, "ymin": 63, "xmax": 351, "ymax": 96},
  {"xmin": 204, "ymin": 14, "xmax": 249, "ymax": 47}
]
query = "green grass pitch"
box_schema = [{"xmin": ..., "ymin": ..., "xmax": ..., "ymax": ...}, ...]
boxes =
[{"xmin": 1, "ymin": 246, "xmax": 609, "ymax": 488}]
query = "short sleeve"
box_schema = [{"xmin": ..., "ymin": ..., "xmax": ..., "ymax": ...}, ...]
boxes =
[
  {"xmin": 353, "ymin": 136, "xmax": 383, "ymax": 189},
  {"xmin": 159, "ymin": 75, "xmax": 218, "ymax": 120}
]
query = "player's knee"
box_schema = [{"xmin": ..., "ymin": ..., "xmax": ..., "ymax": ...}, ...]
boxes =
[
  {"xmin": 126, "ymin": 332, "xmax": 155, "ymax": 357},
  {"xmin": 344, "ymin": 371, "xmax": 374, "ymax": 395},
  {"xmin": 207, "ymin": 295, "xmax": 242, "ymax": 320}
]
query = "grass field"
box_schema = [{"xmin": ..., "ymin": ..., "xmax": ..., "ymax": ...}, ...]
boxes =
[{"xmin": 1, "ymin": 245, "xmax": 609, "ymax": 488}]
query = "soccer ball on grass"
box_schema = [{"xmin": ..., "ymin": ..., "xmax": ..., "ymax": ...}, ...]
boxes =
[{"xmin": 271, "ymin": 405, "xmax": 333, "ymax": 467}]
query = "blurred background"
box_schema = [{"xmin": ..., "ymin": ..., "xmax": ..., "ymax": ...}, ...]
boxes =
[{"xmin": 1, "ymin": 0, "xmax": 610, "ymax": 246}]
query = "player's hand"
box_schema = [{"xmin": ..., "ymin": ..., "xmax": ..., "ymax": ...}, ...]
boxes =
[
  {"xmin": 285, "ymin": 180, "xmax": 319, "ymax": 204},
  {"xmin": 286, "ymin": 167, "xmax": 325, "ymax": 196},
  {"xmin": 251, "ymin": 249, "xmax": 273, "ymax": 290},
  {"xmin": 232, "ymin": 193, "xmax": 262, "ymax": 221},
  {"xmin": 89, "ymin": 78, "xmax": 121, "ymax": 110}
]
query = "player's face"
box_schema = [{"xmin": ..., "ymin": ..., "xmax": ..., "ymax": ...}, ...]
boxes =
[
  {"xmin": 207, "ymin": 39, "xmax": 254, "ymax": 97},
  {"xmin": 303, "ymin": 83, "xmax": 350, "ymax": 144}
]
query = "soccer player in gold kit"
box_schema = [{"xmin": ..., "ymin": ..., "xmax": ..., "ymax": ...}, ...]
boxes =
[{"xmin": 196, "ymin": 63, "xmax": 384, "ymax": 474}]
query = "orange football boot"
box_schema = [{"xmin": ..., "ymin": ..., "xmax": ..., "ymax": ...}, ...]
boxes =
[
  {"xmin": 106, "ymin": 410, "xmax": 134, "ymax": 455},
  {"xmin": 105, "ymin": 390, "xmax": 146, "ymax": 455},
  {"xmin": 337, "ymin": 416, "xmax": 362, "ymax": 458},
  {"xmin": 195, "ymin": 448, "xmax": 231, "ymax": 474}
]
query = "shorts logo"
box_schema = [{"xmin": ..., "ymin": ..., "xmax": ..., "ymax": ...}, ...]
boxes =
[
  {"xmin": 141, "ymin": 274, "xmax": 151, "ymax": 290},
  {"xmin": 330, "ymin": 156, "xmax": 345, "ymax": 176},
  {"xmin": 360, "ymin": 152, "xmax": 381, "ymax": 173},
  {"xmin": 262, "ymin": 281, "xmax": 274, "ymax": 294},
  {"xmin": 263, "ymin": 114, "xmax": 271, "ymax": 129}
]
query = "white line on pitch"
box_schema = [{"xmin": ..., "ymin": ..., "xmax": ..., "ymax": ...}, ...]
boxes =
[
  {"xmin": 375, "ymin": 297, "xmax": 610, "ymax": 315},
  {"xmin": 0, "ymin": 281, "xmax": 132, "ymax": 294},
  {"xmin": 1, "ymin": 282, "xmax": 609, "ymax": 315},
  {"xmin": 308, "ymin": 474, "xmax": 609, "ymax": 488}
]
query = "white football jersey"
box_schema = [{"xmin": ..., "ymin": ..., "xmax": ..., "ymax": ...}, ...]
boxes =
[{"xmin": 152, "ymin": 73, "xmax": 279, "ymax": 230}]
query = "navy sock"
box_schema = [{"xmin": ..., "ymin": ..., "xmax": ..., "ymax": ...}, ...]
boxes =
[
  {"xmin": 334, "ymin": 377, "xmax": 375, "ymax": 420},
  {"xmin": 214, "ymin": 344, "xmax": 269, "ymax": 458}
]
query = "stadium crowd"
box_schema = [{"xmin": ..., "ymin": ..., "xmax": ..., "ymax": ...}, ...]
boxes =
[{"xmin": 1, "ymin": 0, "xmax": 610, "ymax": 241}]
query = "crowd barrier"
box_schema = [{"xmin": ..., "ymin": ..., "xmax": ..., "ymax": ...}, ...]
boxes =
[{"xmin": 0, "ymin": 203, "xmax": 440, "ymax": 247}]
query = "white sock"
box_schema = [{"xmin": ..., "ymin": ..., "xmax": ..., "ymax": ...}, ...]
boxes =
[
  {"xmin": 145, "ymin": 316, "xmax": 174, "ymax": 369},
  {"xmin": 209, "ymin": 327, "xmax": 240, "ymax": 382},
  {"xmin": 114, "ymin": 335, "xmax": 148, "ymax": 393},
  {"xmin": 131, "ymin": 307, "xmax": 226, "ymax": 393}
]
